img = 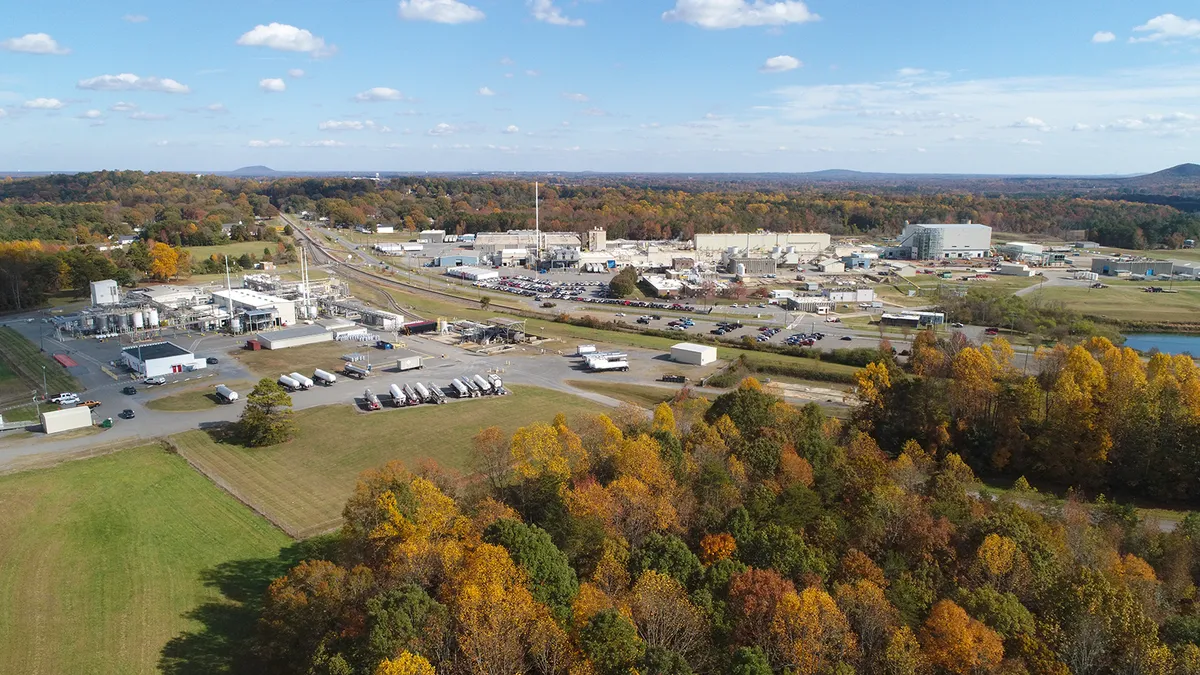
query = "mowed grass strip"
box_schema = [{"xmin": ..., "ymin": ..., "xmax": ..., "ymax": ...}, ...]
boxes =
[
  {"xmin": 0, "ymin": 444, "xmax": 290, "ymax": 675},
  {"xmin": 0, "ymin": 327, "xmax": 80, "ymax": 399},
  {"xmin": 147, "ymin": 379, "xmax": 254, "ymax": 412},
  {"xmin": 567, "ymin": 380, "xmax": 682, "ymax": 409},
  {"xmin": 1028, "ymin": 284, "xmax": 1200, "ymax": 323},
  {"xmin": 171, "ymin": 385, "xmax": 604, "ymax": 538},
  {"xmin": 228, "ymin": 340, "xmax": 365, "ymax": 379}
]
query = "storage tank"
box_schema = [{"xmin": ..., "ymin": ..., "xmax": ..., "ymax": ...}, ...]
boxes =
[
  {"xmin": 472, "ymin": 374, "xmax": 493, "ymax": 394},
  {"xmin": 133, "ymin": 311, "xmax": 145, "ymax": 329},
  {"xmin": 389, "ymin": 383, "xmax": 405, "ymax": 407},
  {"xmin": 120, "ymin": 313, "xmax": 132, "ymax": 331},
  {"xmin": 451, "ymin": 379, "xmax": 471, "ymax": 398},
  {"xmin": 148, "ymin": 308, "xmax": 159, "ymax": 327},
  {"xmin": 278, "ymin": 374, "xmax": 300, "ymax": 391},
  {"xmin": 230, "ymin": 317, "xmax": 242, "ymax": 334},
  {"xmin": 313, "ymin": 369, "xmax": 337, "ymax": 385},
  {"xmin": 215, "ymin": 385, "xmax": 239, "ymax": 403},
  {"xmin": 736, "ymin": 263, "xmax": 746, "ymax": 277},
  {"xmin": 289, "ymin": 372, "xmax": 314, "ymax": 389}
]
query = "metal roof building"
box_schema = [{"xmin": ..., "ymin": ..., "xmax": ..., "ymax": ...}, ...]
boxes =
[
  {"xmin": 121, "ymin": 341, "xmax": 201, "ymax": 377},
  {"xmin": 254, "ymin": 324, "xmax": 332, "ymax": 350}
]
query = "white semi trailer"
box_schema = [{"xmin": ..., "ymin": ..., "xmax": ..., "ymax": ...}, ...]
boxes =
[
  {"xmin": 289, "ymin": 372, "xmax": 314, "ymax": 390},
  {"xmin": 313, "ymin": 369, "xmax": 337, "ymax": 385},
  {"xmin": 215, "ymin": 384, "xmax": 239, "ymax": 403},
  {"xmin": 278, "ymin": 374, "xmax": 301, "ymax": 391},
  {"xmin": 389, "ymin": 383, "xmax": 406, "ymax": 407}
]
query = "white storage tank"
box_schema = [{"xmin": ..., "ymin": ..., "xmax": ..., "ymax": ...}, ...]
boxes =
[
  {"xmin": 736, "ymin": 263, "xmax": 747, "ymax": 277},
  {"xmin": 148, "ymin": 308, "xmax": 160, "ymax": 327},
  {"xmin": 133, "ymin": 311, "xmax": 145, "ymax": 329}
]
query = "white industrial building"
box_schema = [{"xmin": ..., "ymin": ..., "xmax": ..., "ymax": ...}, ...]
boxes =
[
  {"xmin": 693, "ymin": 232, "xmax": 831, "ymax": 255},
  {"xmin": 642, "ymin": 275, "xmax": 684, "ymax": 297},
  {"xmin": 255, "ymin": 324, "xmax": 333, "ymax": 350},
  {"xmin": 997, "ymin": 262, "xmax": 1035, "ymax": 277},
  {"xmin": 90, "ymin": 279, "xmax": 120, "ymax": 306},
  {"xmin": 131, "ymin": 285, "xmax": 210, "ymax": 310},
  {"xmin": 375, "ymin": 225, "xmax": 395, "ymax": 234},
  {"xmin": 892, "ymin": 223, "xmax": 992, "ymax": 260},
  {"xmin": 41, "ymin": 406, "xmax": 93, "ymax": 434},
  {"xmin": 211, "ymin": 288, "xmax": 297, "ymax": 328},
  {"xmin": 817, "ymin": 260, "xmax": 846, "ymax": 274},
  {"xmin": 671, "ymin": 343, "xmax": 718, "ymax": 366},
  {"xmin": 997, "ymin": 242, "xmax": 1044, "ymax": 257},
  {"xmin": 446, "ymin": 266, "xmax": 500, "ymax": 282},
  {"xmin": 826, "ymin": 288, "xmax": 876, "ymax": 303},
  {"xmin": 419, "ymin": 229, "xmax": 446, "ymax": 244},
  {"xmin": 121, "ymin": 341, "xmax": 205, "ymax": 377},
  {"xmin": 473, "ymin": 230, "xmax": 582, "ymax": 255}
]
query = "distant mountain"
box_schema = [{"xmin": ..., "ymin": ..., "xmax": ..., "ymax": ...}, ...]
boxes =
[
  {"xmin": 226, "ymin": 165, "xmax": 281, "ymax": 177},
  {"xmin": 1121, "ymin": 163, "xmax": 1200, "ymax": 189}
]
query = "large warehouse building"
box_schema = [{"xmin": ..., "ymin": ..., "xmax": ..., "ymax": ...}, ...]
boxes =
[
  {"xmin": 891, "ymin": 223, "xmax": 993, "ymax": 260},
  {"xmin": 671, "ymin": 343, "xmax": 718, "ymax": 366},
  {"xmin": 90, "ymin": 279, "xmax": 120, "ymax": 306},
  {"xmin": 121, "ymin": 341, "xmax": 205, "ymax": 376},
  {"xmin": 693, "ymin": 232, "xmax": 831, "ymax": 254},
  {"xmin": 254, "ymin": 324, "xmax": 332, "ymax": 350},
  {"xmin": 211, "ymin": 288, "xmax": 297, "ymax": 329}
]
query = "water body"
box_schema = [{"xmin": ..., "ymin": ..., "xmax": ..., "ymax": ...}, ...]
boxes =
[{"xmin": 1123, "ymin": 333, "xmax": 1200, "ymax": 356}]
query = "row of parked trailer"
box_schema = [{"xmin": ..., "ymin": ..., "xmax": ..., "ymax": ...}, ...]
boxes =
[
  {"xmin": 277, "ymin": 369, "xmax": 340, "ymax": 392},
  {"xmin": 362, "ymin": 374, "xmax": 508, "ymax": 411},
  {"xmin": 576, "ymin": 345, "xmax": 630, "ymax": 373}
]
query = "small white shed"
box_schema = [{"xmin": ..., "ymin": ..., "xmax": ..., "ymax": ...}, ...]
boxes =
[
  {"xmin": 394, "ymin": 349, "xmax": 424, "ymax": 371},
  {"xmin": 671, "ymin": 343, "xmax": 718, "ymax": 366},
  {"xmin": 41, "ymin": 406, "xmax": 93, "ymax": 434}
]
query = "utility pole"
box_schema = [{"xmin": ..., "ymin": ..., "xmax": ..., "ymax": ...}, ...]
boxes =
[{"xmin": 41, "ymin": 365, "xmax": 47, "ymax": 397}]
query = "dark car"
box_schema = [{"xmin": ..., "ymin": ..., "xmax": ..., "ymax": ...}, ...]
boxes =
[
  {"xmin": 119, "ymin": 409, "xmax": 135, "ymax": 419},
  {"xmin": 840, "ymin": 336, "xmax": 853, "ymax": 341},
  {"xmin": 122, "ymin": 386, "xmax": 137, "ymax": 395},
  {"xmin": 206, "ymin": 356, "xmax": 219, "ymax": 365}
]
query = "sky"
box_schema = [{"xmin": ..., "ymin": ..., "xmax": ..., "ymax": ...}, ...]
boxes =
[{"xmin": 1, "ymin": 0, "xmax": 1199, "ymax": 174}]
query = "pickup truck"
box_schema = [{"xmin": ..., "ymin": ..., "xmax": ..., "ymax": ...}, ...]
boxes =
[{"xmin": 51, "ymin": 393, "xmax": 79, "ymax": 405}]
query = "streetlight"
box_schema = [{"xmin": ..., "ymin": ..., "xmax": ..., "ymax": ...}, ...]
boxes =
[{"xmin": 41, "ymin": 365, "xmax": 47, "ymax": 397}]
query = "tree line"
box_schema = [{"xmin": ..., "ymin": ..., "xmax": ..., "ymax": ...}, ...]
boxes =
[
  {"xmin": 4, "ymin": 171, "xmax": 1200, "ymax": 249},
  {"xmin": 245, "ymin": 378, "xmax": 1200, "ymax": 675}
]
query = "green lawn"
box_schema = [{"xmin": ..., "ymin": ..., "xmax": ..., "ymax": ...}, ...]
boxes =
[
  {"xmin": 146, "ymin": 380, "xmax": 254, "ymax": 412},
  {"xmin": 0, "ymin": 444, "xmax": 290, "ymax": 675},
  {"xmin": 0, "ymin": 327, "xmax": 81, "ymax": 400},
  {"xmin": 170, "ymin": 385, "xmax": 605, "ymax": 538},
  {"xmin": 567, "ymin": 380, "xmax": 682, "ymax": 408},
  {"xmin": 1027, "ymin": 284, "xmax": 1200, "ymax": 323},
  {"xmin": 184, "ymin": 241, "xmax": 282, "ymax": 261}
]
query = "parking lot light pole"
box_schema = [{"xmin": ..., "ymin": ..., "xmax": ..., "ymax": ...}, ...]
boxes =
[{"xmin": 41, "ymin": 365, "xmax": 47, "ymax": 397}]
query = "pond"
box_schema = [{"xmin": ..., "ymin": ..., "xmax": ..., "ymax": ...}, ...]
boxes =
[{"xmin": 1122, "ymin": 333, "xmax": 1200, "ymax": 356}]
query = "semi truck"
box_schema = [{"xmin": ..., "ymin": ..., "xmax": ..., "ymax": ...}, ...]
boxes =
[
  {"xmin": 364, "ymin": 388, "xmax": 382, "ymax": 411},
  {"xmin": 414, "ymin": 382, "xmax": 435, "ymax": 404},
  {"xmin": 344, "ymin": 362, "xmax": 371, "ymax": 379},
  {"xmin": 313, "ymin": 369, "xmax": 337, "ymax": 386},
  {"xmin": 389, "ymin": 383, "xmax": 406, "ymax": 407},
  {"xmin": 215, "ymin": 384, "xmax": 239, "ymax": 403},
  {"xmin": 289, "ymin": 372, "xmax": 314, "ymax": 390},
  {"xmin": 403, "ymin": 384, "xmax": 422, "ymax": 406},
  {"xmin": 472, "ymin": 374, "xmax": 494, "ymax": 395},
  {"xmin": 426, "ymin": 383, "xmax": 447, "ymax": 404},
  {"xmin": 450, "ymin": 378, "xmax": 472, "ymax": 398}
]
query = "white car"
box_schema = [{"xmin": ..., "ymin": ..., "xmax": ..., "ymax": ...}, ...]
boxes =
[
  {"xmin": 143, "ymin": 376, "xmax": 167, "ymax": 386},
  {"xmin": 51, "ymin": 393, "xmax": 79, "ymax": 405}
]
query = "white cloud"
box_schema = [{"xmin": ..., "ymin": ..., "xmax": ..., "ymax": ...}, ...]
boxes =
[
  {"xmin": 1, "ymin": 33, "xmax": 70, "ymax": 55},
  {"xmin": 301, "ymin": 139, "xmax": 345, "ymax": 147},
  {"xmin": 760, "ymin": 55, "xmax": 801, "ymax": 73},
  {"xmin": 1011, "ymin": 116, "xmax": 1050, "ymax": 131},
  {"xmin": 319, "ymin": 119, "xmax": 390, "ymax": 132},
  {"xmin": 129, "ymin": 111, "xmax": 169, "ymax": 121},
  {"xmin": 205, "ymin": 103, "xmax": 228, "ymax": 113},
  {"xmin": 110, "ymin": 102, "xmax": 137, "ymax": 112},
  {"xmin": 529, "ymin": 0, "xmax": 584, "ymax": 26},
  {"xmin": 23, "ymin": 98, "xmax": 64, "ymax": 110},
  {"xmin": 78, "ymin": 109, "xmax": 103, "ymax": 119},
  {"xmin": 503, "ymin": 124, "xmax": 519, "ymax": 134},
  {"xmin": 916, "ymin": 147, "xmax": 927, "ymax": 153},
  {"xmin": 1094, "ymin": 112, "xmax": 1199, "ymax": 133},
  {"xmin": 662, "ymin": 0, "xmax": 819, "ymax": 29},
  {"xmin": 236, "ymin": 23, "xmax": 336, "ymax": 57},
  {"xmin": 896, "ymin": 67, "xmax": 926, "ymax": 77},
  {"xmin": 427, "ymin": 122, "xmax": 456, "ymax": 136},
  {"xmin": 259, "ymin": 78, "xmax": 286, "ymax": 93},
  {"xmin": 0, "ymin": 109, "xmax": 8, "ymax": 118},
  {"xmin": 562, "ymin": 92, "xmax": 589, "ymax": 102},
  {"xmin": 526, "ymin": 69, "xmax": 540, "ymax": 77},
  {"xmin": 1092, "ymin": 31, "xmax": 1116, "ymax": 43},
  {"xmin": 1017, "ymin": 138, "xmax": 1042, "ymax": 146},
  {"xmin": 398, "ymin": 0, "xmax": 485, "ymax": 23},
  {"xmin": 1131, "ymin": 14, "xmax": 1200, "ymax": 43},
  {"xmin": 478, "ymin": 86, "xmax": 495, "ymax": 96},
  {"xmin": 355, "ymin": 87, "xmax": 403, "ymax": 102},
  {"xmin": 248, "ymin": 139, "xmax": 289, "ymax": 148},
  {"xmin": 123, "ymin": 14, "xmax": 149, "ymax": 23},
  {"xmin": 77, "ymin": 73, "xmax": 190, "ymax": 94},
  {"xmin": 1072, "ymin": 123, "xmax": 1091, "ymax": 131},
  {"xmin": 288, "ymin": 69, "xmax": 305, "ymax": 78},
  {"xmin": 582, "ymin": 107, "xmax": 608, "ymax": 117},
  {"xmin": 500, "ymin": 56, "xmax": 515, "ymax": 66}
]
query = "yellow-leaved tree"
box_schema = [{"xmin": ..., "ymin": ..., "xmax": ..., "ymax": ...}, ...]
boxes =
[
  {"xmin": 375, "ymin": 651, "xmax": 435, "ymax": 675},
  {"xmin": 770, "ymin": 587, "xmax": 859, "ymax": 675}
]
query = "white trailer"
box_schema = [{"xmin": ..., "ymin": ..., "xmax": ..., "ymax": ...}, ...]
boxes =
[
  {"xmin": 577, "ymin": 344, "xmax": 597, "ymax": 356},
  {"xmin": 40, "ymin": 406, "xmax": 93, "ymax": 434},
  {"xmin": 389, "ymin": 383, "xmax": 406, "ymax": 407},
  {"xmin": 395, "ymin": 349, "xmax": 423, "ymax": 372},
  {"xmin": 344, "ymin": 362, "xmax": 371, "ymax": 379},
  {"xmin": 313, "ymin": 369, "xmax": 337, "ymax": 385},
  {"xmin": 451, "ymin": 378, "xmax": 472, "ymax": 398},
  {"xmin": 426, "ymin": 382, "xmax": 447, "ymax": 404},
  {"xmin": 414, "ymin": 382, "xmax": 434, "ymax": 403},
  {"xmin": 215, "ymin": 384, "xmax": 239, "ymax": 403},
  {"xmin": 403, "ymin": 384, "xmax": 422, "ymax": 405},
  {"xmin": 472, "ymin": 374, "xmax": 494, "ymax": 394},
  {"xmin": 588, "ymin": 360, "xmax": 629, "ymax": 373},
  {"xmin": 364, "ymin": 388, "xmax": 382, "ymax": 410},
  {"xmin": 278, "ymin": 374, "xmax": 301, "ymax": 392},
  {"xmin": 289, "ymin": 372, "xmax": 314, "ymax": 390}
]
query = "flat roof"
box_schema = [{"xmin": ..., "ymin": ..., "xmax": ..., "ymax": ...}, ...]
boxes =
[
  {"xmin": 672, "ymin": 342, "xmax": 717, "ymax": 352},
  {"xmin": 257, "ymin": 324, "xmax": 330, "ymax": 341},
  {"xmin": 122, "ymin": 341, "xmax": 192, "ymax": 361},
  {"xmin": 212, "ymin": 288, "xmax": 290, "ymax": 307}
]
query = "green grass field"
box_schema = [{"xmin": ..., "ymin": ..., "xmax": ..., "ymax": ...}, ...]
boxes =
[
  {"xmin": 0, "ymin": 444, "xmax": 290, "ymax": 675},
  {"xmin": 184, "ymin": 241, "xmax": 282, "ymax": 261},
  {"xmin": 0, "ymin": 327, "xmax": 81, "ymax": 401},
  {"xmin": 170, "ymin": 385, "xmax": 604, "ymax": 538},
  {"xmin": 147, "ymin": 380, "xmax": 254, "ymax": 412},
  {"xmin": 1027, "ymin": 284, "xmax": 1200, "ymax": 323}
]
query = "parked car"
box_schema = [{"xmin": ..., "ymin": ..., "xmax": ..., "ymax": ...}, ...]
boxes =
[
  {"xmin": 51, "ymin": 393, "xmax": 79, "ymax": 405},
  {"xmin": 951, "ymin": 322, "xmax": 965, "ymax": 328},
  {"xmin": 122, "ymin": 386, "xmax": 137, "ymax": 395},
  {"xmin": 143, "ymin": 376, "xmax": 166, "ymax": 385},
  {"xmin": 119, "ymin": 409, "xmax": 135, "ymax": 419},
  {"xmin": 840, "ymin": 336, "xmax": 853, "ymax": 341},
  {"xmin": 206, "ymin": 357, "xmax": 219, "ymax": 365}
]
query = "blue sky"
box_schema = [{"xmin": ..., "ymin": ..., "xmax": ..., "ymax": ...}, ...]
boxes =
[{"xmin": 1, "ymin": 0, "xmax": 1199, "ymax": 174}]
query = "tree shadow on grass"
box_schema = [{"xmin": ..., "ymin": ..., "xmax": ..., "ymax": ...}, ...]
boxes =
[{"xmin": 158, "ymin": 534, "xmax": 340, "ymax": 675}]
